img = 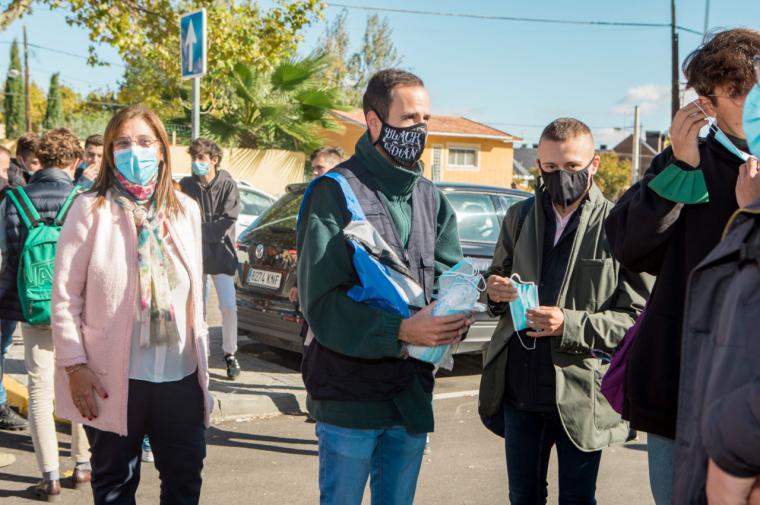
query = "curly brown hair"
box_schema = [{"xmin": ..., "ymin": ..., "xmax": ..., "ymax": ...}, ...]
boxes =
[
  {"xmin": 684, "ymin": 28, "xmax": 760, "ymax": 101},
  {"xmin": 36, "ymin": 128, "xmax": 83, "ymax": 169}
]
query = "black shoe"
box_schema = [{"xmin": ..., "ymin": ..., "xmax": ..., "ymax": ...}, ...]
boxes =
[
  {"xmin": 225, "ymin": 354, "xmax": 241, "ymax": 380},
  {"xmin": 0, "ymin": 404, "xmax": 28, "ymax": 431}
]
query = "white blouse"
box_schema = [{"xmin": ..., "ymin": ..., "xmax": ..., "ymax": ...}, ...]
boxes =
[{"xmin": 128, "ymin": 233, "xmax": 197, "ymax": 383}]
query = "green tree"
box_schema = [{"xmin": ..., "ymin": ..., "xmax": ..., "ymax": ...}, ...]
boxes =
[
  {"xmin": 595, "ymin": 151, "xmax": 633, "ymax": 200},
  {"xmin": 44, "ymin": 0, "xmax": 325, "ymax": 117},
  {"xmin": 204, "ymin": 54, "xmax": 347, "ymax": 152},
  {"xmin": 29, "ymin": 80, "xmax": 46, "ymax": 131},
  {"xmin": 318, "ymin": 9, "xmax": 350, "ymax": 92},
  {"xmin": 344, "ymin": 14, "xmax": 402, "ymax": 106},
  {"xmin": 43, "ymin": 72, "xmax": 64, "ymax": 130},
  {"xmin": 4, "ymin": 39, "xmax": 25, "ymax": 138}
]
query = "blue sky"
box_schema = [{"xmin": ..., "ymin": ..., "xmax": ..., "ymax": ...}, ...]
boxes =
[{"xmin": 0, "ymin": 1, "xmax": 757, "ymax": 147}]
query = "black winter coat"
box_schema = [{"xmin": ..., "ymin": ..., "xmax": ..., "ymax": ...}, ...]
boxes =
[
  {"xmin": 673, "ymin": 203, "xmax": 760, "ymax": 504},
  {"xmin": 179, "ymin": 169, "xmax": 240, "ymax": 276}
]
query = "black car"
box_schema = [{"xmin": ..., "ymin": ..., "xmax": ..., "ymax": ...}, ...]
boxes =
[{"xmin": 235, "ymin": 181, "xmax": 531, "ymax": 354}]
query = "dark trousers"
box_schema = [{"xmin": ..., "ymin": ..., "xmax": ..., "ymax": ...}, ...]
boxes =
[
  {"xmin": 84, "ymin": 372, "xmax": 206, "ymax": 505},
  {"xmin": 503, "ymin": 401, "xmax": 602, "ymax": 505}
]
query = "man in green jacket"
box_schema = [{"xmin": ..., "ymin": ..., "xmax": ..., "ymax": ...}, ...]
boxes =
[
  {"xmin": 479, "ymin": 118, "xmax": 652, "ymax": 505},
  {"xmin": 297, "ymin": 69, "xmax": 470, "ymax": 505}
]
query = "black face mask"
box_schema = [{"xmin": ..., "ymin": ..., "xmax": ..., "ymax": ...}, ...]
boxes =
[
  {"xmin": 372, "ymin": 108, "xmax": 428, "ymax": 168},
  {"xmin": 540, "ymin": 161, "xmax": 592, "ymax": 208}
]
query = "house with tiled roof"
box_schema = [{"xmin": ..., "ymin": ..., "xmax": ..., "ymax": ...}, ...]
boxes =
[{"xmin": 321, "ymin": 109, "xmax": 522, "ymax": 188}]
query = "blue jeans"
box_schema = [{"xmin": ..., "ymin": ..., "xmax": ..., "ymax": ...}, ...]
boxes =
[
  {"xmin": 503, "ymin": 401, "xmax": 602, "ymax": 505},
  {"xmin": 316, "ymin": 422, "xmax": 427, "ymax": 505},
  {"xmin": 0, "ymin": 319, "xmax": 17, "ymax": 406},
  {"xmin": 647, "ymin": 434, "xmax": 674, "ymax": 505}
]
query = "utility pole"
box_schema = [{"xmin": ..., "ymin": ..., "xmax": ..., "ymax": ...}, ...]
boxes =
[
  {"xmin": 23, "ymin": 26, "xmax": 31, "ymax": 133},
  {"xmin": 632, "ymin": 106, "xmax": 641, "ymax": 183},
  {"xmin": 671, "ymin": 0, "xmax": 679, "ymax": 119}
]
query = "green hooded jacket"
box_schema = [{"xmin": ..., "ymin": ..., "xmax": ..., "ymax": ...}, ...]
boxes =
[{"xmin": 478, "ymin": 183, "xmax": 654, "ymax": 451}]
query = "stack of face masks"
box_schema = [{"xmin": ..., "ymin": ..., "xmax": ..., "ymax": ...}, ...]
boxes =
[
  {"xmin": 508, "ymin": 274, "xmax": 540, "ymax": 351},
  {"xmin": 407, "ymin": 258, "xmax": 486, "ymax": 370}
]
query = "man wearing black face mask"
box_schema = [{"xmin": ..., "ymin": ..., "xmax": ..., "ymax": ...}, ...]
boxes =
[
  {"xmin": 297, "ymin": 69, "xmax": 469, "ymax": 505},
  {"xmin": 479, "ymin": 118, "xmax": 652, "ymax": 505}
]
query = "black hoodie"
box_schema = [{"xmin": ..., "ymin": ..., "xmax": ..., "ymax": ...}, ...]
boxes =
[
  {"xmin": 179, "ymin": 169, "xmax": 240, "ymax": 276},
  {"xmin": 604, "ymin": 131, "xmax": 742, "ymax": 439}
]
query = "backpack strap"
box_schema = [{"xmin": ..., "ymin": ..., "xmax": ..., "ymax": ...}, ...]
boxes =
[
  {"xmin": 507, "ymin": 197, "xmax": 533, "ymax": 246},
  {"xmin": 55, "ymin": 187, "xmax": 81, "ymax": 225},
  {"xmin": 6, "ymin": 186, "xmax": 41, "ymax": 230}
]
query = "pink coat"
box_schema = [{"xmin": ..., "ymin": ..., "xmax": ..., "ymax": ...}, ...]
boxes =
[{"xmin": 51, "ymin": 190, "xmax": 213, "ymax": 436}]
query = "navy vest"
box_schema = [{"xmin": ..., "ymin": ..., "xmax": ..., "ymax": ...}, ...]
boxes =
[{"xmin": 301, "ymin": 157, "xmax": 438, "ymax": 401}]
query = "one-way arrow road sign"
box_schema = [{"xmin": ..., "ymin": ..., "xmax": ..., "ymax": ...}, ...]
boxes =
[{"xmin": 180, "ymin": 9, "xmax": 206, "ymax": 79}]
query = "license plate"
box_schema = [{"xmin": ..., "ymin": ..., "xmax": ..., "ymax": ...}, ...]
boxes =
[{"xmin": 247, "ymin": 269, "xmax": 282, "ymax": 290}]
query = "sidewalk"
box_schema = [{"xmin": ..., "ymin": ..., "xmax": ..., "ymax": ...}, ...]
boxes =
[{"xmin": 3, "ymin": 288, "xmax": 307, "ymax": 424}]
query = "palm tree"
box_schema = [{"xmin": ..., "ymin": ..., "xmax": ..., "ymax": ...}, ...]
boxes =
[{"xmin": 204, "ymin": 54, "xmax": 348, "ymax": 152}]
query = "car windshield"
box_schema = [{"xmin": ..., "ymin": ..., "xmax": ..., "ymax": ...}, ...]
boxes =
[
  {"xmin": 445, "ymin": 192, "xmax": 502, "ymax": 243},
  {"xmin": 240, "ymin": 189, "xmax": 275, "ymax": 217},
  {"xmin": 252, "ymin": 190, "xmax": 303, "ymax": 231}
]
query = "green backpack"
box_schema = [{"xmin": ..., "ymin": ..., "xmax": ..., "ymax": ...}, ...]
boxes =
[{"xmin": 6, "ymin": 186, "xmax": 80, "ymax": 326}]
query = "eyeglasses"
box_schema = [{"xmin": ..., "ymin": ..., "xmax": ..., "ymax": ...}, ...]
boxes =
[
  {"xmin": 754, "ymin": 55, "xmax": 760, "ymax": 86},
  {"xmin": 113, "ymin": 136, "xmax": 158, "ymax": 150},
  {"xmin": 707, "ymin": 89, "xmax": 748, "ymax": 107}
]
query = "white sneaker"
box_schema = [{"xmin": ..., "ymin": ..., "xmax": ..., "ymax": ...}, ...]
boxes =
[
  {"xmin": 141, "ymin": 448, "xmax": 154, "ymax": 463},
  {"xmin": 141, "ymin": 436, "xmax": 154, "ymax": 462}
]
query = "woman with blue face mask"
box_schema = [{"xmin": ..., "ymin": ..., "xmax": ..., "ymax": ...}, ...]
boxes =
[{"xmin": 51, "ymin": 106, "xmax": 213, "ymax": 505}]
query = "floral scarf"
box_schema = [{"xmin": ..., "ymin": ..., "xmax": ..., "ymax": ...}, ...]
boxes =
[{"xmin": 113, "ymin": 173, "xmax": 180, "ymax": 348}]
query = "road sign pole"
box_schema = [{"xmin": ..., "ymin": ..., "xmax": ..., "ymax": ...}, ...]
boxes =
[
  {"xmin": 180, "ymin": 8, "xmax": 206, "ymax": 139},
  {"xmin": 192, "ymin": 76, "xmax": 200, "ymax": 140}
]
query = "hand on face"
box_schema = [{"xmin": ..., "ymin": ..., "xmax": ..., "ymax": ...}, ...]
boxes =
[{"xmin": 670, "ymin": 101, "xmax": 710, "ymax": 168}]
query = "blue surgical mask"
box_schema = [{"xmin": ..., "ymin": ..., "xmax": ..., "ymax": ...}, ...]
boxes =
[
  {"xmin": 743, "ymin": 84, "xmax": 760, "ymax": 158},
  {"xmin": 191, "ymin": 161, "xmax": 209, "ymax": 176},
  {"xmin": 114, "ymin": 146, "xmax": 159, "ymax": 185},
  {"xmin": 508, "ymin": 274, "xmax": 540, "ymax": 350},
  {"xmin": 694, "ymin": 100, "xmax": 750, "ymax": 162}
]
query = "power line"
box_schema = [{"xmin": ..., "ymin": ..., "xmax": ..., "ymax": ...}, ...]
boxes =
[
  {"xmin": 327, "ymin": 3, "xmax": 703, "ymax": 35},
  {"xmin": 482, "ymin": 120, "xmax": 636, "ymax": 130},
  {"xmin": 0, "ymin": 40, "xmax": 125, "ymax": 68}
]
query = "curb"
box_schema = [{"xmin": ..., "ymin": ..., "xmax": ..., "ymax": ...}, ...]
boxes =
[
  {"xmin": 3, "ymin": 375, "xmax": 28, "ymax": 417},
  {"xmin": 210, "ymin": 390, "xmax": 307, "ymax": 424},
  {"xmin": 4, "ymin": 374, "xmax": 308, "ymax": 426}
]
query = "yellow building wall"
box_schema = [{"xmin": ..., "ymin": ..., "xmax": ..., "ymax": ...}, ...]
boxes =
[
  {"xmin": 320, "ymin": 124, "xmax": 515, "ymax": 188},
  {"xmin": 167, "ymin": 146, "xmax": 304, "ymax": 197}
]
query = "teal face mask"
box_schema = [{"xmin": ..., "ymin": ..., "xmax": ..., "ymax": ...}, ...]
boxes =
[
  {"xmin": 743, "ymin": 84, "xmax": 760, "ymax": 157},
  {"xmin": 694, "ymin": 100, "xmax": 750, "ymax": 162},
  {"xmin": 508, "ymin": 274, "xmax": 540, "ymax": 350},
  {"xmin": 191, "ymin": 161, "xmax": 209, "ymax": 176}
]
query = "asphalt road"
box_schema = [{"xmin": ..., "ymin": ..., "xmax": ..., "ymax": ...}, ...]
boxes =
[{"xmin": 0, "ymin": 349, "xmax": 653, "ymax": 505}]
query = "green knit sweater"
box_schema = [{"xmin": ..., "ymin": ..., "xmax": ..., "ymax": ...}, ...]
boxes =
[{"xmin": 296, "ymin": 132, "xmax": 463, "ymax": 434}]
